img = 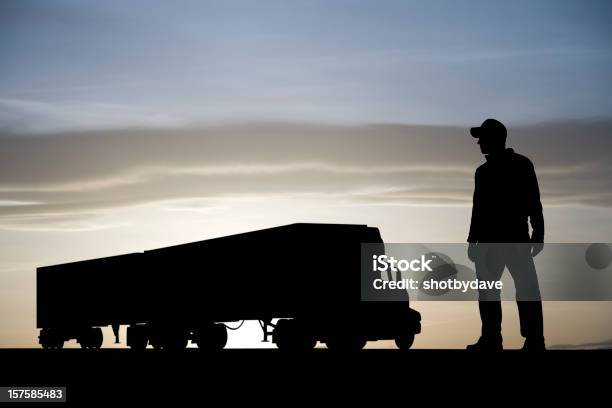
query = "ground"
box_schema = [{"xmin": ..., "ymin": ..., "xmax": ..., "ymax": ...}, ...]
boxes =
[{"xmin": 0, "ymin": 348, "xmax": 609, "ymax": 405}]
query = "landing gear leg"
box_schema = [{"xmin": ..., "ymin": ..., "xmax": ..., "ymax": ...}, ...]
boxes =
[
  {"xmin": 112, "ymin": 324, "xmax": 120, "ymax": 344},
  {"xmin": 260, "ymin": 319, "xmax": 275, "ymax": 342}
]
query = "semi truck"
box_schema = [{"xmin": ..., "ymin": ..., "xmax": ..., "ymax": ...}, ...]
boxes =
[{"xmin": 37, "ymin": 223, "xmax": 421, "ymax": 351}]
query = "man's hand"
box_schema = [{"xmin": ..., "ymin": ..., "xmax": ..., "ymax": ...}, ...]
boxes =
[
  {"xmin": 531, "ymin": 241, "xmax": 544, "ymax": 257},
  {"xmin": 468, "ymin": 243, "xmax": 478, "ymax": 262}
]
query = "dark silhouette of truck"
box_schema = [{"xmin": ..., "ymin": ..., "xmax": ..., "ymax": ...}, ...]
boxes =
[{"xmin": 37, "ymin": 223, "xmax": 421, "ymax": 351}]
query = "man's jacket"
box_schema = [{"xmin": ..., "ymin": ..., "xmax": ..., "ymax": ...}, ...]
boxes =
[{"xmin": 468, "ymin": 148, "xmax": 544, "ymax": 243}]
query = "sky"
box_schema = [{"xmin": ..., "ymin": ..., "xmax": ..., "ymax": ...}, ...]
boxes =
[
  {"xmin": 2, "ymin": 0, "xmax": 612, "ymax": 131},
  {"xmin": 1, "ymin": 0, "xmax": 611, "ymax": 349}
]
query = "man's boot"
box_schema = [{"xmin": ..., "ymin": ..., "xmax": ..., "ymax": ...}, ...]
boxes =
[
  {"xmin": 466, "ymin": 335, "xmax": 503, "ymax": 351},
  {"xmin": 521, "ymin": 336, "xmax": 546, "ymax": 351}
]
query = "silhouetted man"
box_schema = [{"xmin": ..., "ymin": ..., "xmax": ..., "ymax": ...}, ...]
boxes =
[{"xmin": 467, "ymin": 118, "xmax": 545, "ymax": 351}]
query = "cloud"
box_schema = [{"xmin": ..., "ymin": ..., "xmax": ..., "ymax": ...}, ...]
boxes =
[
  {"xmin": 0, "ymin": 120, "xmax": 611, "ymax": 229},
  {"xmin": 0, "ymin": 98, "xmax": 185, "ymax": 133},
  {"xmin": 0, "ymin": 212, "xmax": 124, "ymax": 232}
]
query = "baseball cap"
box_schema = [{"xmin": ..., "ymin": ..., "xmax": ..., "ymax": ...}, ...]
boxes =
[{"xmin": 470, "ymin": 118, "xmax": 507, "ymax": 140}]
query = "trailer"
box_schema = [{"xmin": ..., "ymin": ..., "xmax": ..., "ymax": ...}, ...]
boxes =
[{"xmin": 37, "ymin": 223, "xmax": 421, "ymax": 350}]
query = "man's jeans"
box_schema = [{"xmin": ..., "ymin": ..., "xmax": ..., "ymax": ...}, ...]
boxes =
[{"xmin": 474, "ymin": 243, "xmax": 544, "ymax": 339}]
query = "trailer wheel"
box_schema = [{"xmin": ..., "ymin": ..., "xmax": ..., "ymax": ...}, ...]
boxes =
[
  {"xmin": 395, "ymin": 333, "xmax": 415, "ymax": 350},
  {"xmin": 151, "ymin": 329, "xmax": 188, "ymax": 351},
  {"xmin": 79, "ymin": 327, "xmax": 103, "ymax": 350},
  {"xmin": 127, "ymin": 325, "xmax": 148, "ymax": 351},
  {"xmin": 195, "ymin": 324, "xmax": 227, "ymax": 351},
  {"xmin": 274, "ymin": 319, "xmax": 316, "ymax": 351},
  {"xmin": 39, "ymin": 329, "xmax": 64, "ymax": 350}
]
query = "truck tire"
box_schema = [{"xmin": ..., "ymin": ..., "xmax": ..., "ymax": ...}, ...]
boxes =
[
  {"xmin": 395, "ymin": 333, "xmax": 415, "ymax": 350},
  {"xmin": 195, "ymin": 324, "xmax": 227, "ymax": 351},
  {"xmin": 274, "ymin": 319, "xmax": 316, "ymax": 351},
  {"xmin": 79, "ymin": 327, "xmax": 103, "ymax": 350}
]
